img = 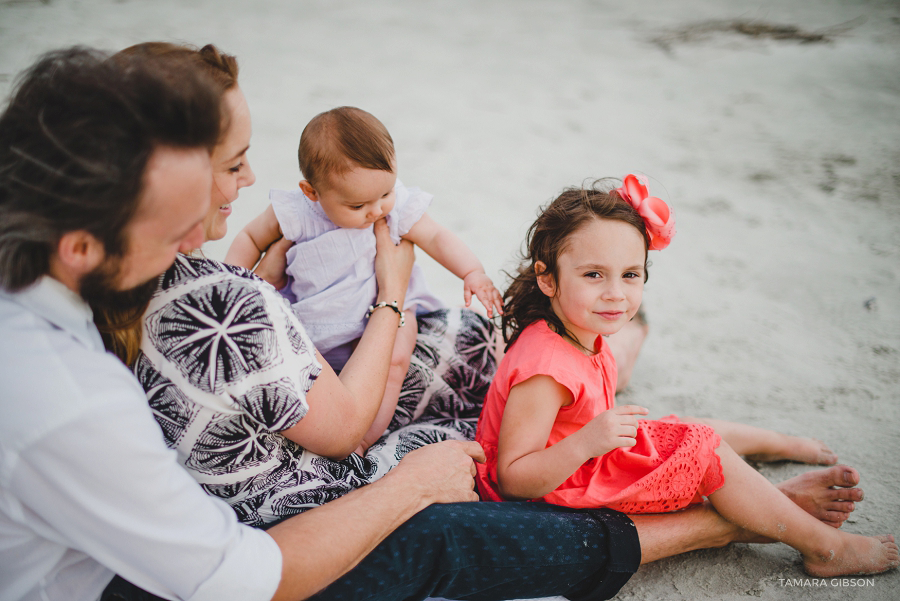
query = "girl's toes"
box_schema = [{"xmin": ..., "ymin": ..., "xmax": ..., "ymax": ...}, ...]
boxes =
[
  {"xmin": 817, "ymin": 450, "xmax": 838, "ymax": 465},
  {"xmin": 820, "ymin": 510, "xmax": 850, "ymax": 526},
  {"xmin": 826, "ymin": 487, "xmax": 864, "ymax": 503},
  {"xmin": 825, "ymin": 500, "xmax": 855, "ymax": 513},
  {"xmin": 810, "ymin": 439, "xmax": 837, "ymax": 465}
]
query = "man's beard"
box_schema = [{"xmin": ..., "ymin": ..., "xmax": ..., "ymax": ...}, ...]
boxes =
[{"xmin": 80, "ymin": 256, "xmax": 159, "ymax": 314}]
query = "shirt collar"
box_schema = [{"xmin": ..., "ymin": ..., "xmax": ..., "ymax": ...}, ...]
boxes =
[{"xmin": 0, "ymin": 276, "xmax": 105, "ymax": 351}]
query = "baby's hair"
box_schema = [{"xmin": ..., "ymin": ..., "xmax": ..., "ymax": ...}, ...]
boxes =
[
  {"xmin": 502, "ymin": 178, "xmax": 650, "ymax": 349},
  {"xmin": 298, "ymin": 106, "xmax": 394, "ymax": 190}
]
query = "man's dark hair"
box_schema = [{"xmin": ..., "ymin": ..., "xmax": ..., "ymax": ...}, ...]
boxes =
[{"xmin": 0, "ymin": 46, "xmax": 222, "ymax": 291}]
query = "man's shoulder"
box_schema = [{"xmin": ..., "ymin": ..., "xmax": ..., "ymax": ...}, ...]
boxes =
[{"xmin": 0, "ymin": 295, "xmax": 145, "ymax": 446}]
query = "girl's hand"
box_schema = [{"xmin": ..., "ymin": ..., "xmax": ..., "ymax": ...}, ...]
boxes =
[
  {"xmin": 373, "ymin": 218, "xmax": 415, "ymax": 305},
  {"xmin": 581, "ymin": 405, "xmax": 649, "ymax": 457},
  {"xmin": 463, "ymin": 271, "xmax": 504, "ymax": 317}
]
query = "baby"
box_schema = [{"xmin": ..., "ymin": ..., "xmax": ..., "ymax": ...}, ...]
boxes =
[{"xmin": 226, "ymin": 106, "xmax": 502, "ymax": 454}]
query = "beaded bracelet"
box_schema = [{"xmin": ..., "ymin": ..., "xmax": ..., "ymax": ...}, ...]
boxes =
[{"xmin": 366, "ymin": 300, "xmax": 405, "ymax": 327}]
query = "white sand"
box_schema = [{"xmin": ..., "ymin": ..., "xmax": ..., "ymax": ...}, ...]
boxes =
[{"xmin": 1, "ymin": 1, "xmax": 898, "ymax": 599}]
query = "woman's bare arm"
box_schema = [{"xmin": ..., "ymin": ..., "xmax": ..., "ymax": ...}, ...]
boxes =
[{"xmin": 279, "ymin": 218, "xmax": 414, "ymax": 458}]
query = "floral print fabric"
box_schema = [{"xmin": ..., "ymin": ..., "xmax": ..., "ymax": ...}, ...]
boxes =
[{"xmin": 138, "ymin": 255, "xmax": 496, "ymax": 526}]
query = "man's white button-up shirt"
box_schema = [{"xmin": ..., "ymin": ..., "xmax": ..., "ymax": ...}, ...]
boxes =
[{"xmin": 0, "ymin": 277, "xmax": 282, "ymax": 601}]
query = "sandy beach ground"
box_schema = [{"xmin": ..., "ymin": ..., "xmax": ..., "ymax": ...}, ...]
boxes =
[{"xmin": 2, "ymin": 0, "xmax": 898, "ymax": 599}]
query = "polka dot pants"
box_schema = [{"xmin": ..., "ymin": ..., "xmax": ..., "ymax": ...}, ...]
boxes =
[{"xmin": 310, "ymin": 502, "xmax": 639, "ymax": 601}]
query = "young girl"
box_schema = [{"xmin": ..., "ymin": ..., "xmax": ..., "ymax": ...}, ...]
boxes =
[
  {"xmin": 227, "ymin": 106, "xmax": 502, "ymax": 455},
  {"xmin": 475, "ymin": 176, "xmax": 898, "ymax": 577}
]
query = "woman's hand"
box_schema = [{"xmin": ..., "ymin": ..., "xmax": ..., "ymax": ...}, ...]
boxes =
[
  {"xmin": 373, "ymin": 218, "xmax": 415, "ymax": 306},
  {"xmin": 285, "ymin": 219, "xmax": 415, "ymax": 459}
]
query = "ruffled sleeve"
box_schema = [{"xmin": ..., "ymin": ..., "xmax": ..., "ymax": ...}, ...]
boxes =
[
  {"xmin": 388, "ymin": 180, "xmax": 433, "ymax": 242},
  {"xmin": 503, "ymin": 321, "xmax": 590, "ymax": 406},
  {"xmin": 269, "ymin": 188, "xmax": 311, "ymax": 242}
]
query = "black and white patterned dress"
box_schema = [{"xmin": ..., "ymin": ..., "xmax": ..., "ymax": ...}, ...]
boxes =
[{"xmin": 136, "ymin": 255, "xmax": 496, "ymax": 527}]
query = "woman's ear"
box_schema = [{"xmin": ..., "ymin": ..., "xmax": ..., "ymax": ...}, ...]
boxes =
[
  {"xmin": 534, "ymin": 261, "xmax": 556, "ymax": 298},
  {"xmin": 299, "ymin": 180, "xmax": 319, "ymax": 201}
]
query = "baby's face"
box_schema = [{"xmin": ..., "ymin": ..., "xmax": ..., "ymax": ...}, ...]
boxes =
[{"xmin": 312, "ymin": 166, "xmax": 397, "ymax": 229}]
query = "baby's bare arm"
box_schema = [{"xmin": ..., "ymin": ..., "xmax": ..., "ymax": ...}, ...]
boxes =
[
  {"xmin": 405, "ymin": 213, "xmax": 503, "ymax": 316},
  {"xmin": 405, "ymin": 213, "xmax": 480, "ymax": 279},
  {"xmin": 224, "ymin": 205, "xmax": 283, "ymax": 269}
]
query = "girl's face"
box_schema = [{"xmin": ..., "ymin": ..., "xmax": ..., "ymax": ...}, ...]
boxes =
[
  {"xmin": 536, "ymin": 217, "xmax": 646, "ymax": 351},
  {"xmin": 204, "ymin": 86, "xmax": 256, "ymax": 242}
]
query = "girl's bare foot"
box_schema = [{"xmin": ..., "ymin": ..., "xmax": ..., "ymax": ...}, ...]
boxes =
[
  {"xmin": 804, "ymin": 533, "xmax": 899, "ymax": 577},
  {"xmin": 777, "ymin": 465, "xmax": 863, "ymax": 527},
  {"xmin": 747, "ymin": 436, "xmax": 837, "ymax": 466},
  {"xmin": 728, "ymin": 466, "xmax": 864, "ymax": 545}
]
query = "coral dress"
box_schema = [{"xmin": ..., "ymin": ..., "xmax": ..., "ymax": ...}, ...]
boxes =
[{"xmin": 475, "ymin": 320, "xmax": 724, "ymax": 513}]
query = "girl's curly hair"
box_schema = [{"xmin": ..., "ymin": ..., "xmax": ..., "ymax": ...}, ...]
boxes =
[{"xmin": 501, "ymin": 179, "xmax": 650, "ymax": 349}]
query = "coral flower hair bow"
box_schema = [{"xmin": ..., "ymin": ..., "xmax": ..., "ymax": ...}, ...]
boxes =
[{"xmin": 615, "ymin": 174, "xmax": 676, "ymax": 250}]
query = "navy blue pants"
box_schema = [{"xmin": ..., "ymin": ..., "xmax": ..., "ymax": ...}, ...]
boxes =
[
  {"xmin": 310, "ymin": 502, "xmax": 639, "ymax": 601},
  {"xmin": 103, "ymin": 502, "xmax": 640, "ymax": 601}
]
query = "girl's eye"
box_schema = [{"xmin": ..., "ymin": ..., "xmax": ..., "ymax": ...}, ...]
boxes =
[
  {"xmin": 584, "ymin": 272, "xmax": 601, "ymax": 279},
  {"xmin": 623, "ymin": 272, "xmax": 640, "ymax": 279}
]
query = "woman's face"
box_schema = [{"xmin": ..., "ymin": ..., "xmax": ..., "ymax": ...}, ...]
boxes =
[{"xmin": 203, "ymin": 86, "xmax": 255, "ymax": 242}]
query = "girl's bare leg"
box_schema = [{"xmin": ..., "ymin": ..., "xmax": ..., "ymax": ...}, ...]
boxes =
[
  {"xmin": 633, "ymin": 465, "xmax": 865, "ymax": 564},
  {"xmin": 681, "ymin": 417, "xmax": 837, "ymax": 465},
  {"xmin": 608, "ymin": 313, "xmax": 835, "ymax": 464},
  {"xmin": 708, "ymin": 442, "xmax": 898, "ymax": 576}
]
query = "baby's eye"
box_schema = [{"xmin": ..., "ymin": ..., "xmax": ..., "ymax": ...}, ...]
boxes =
[
  {"xmin": 350, "ymin": 204, "xmax": 365, "ymax": 210},
  {"xmin": 382, "ymin": 191, "xmax": 391, "ymax": 198}
]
